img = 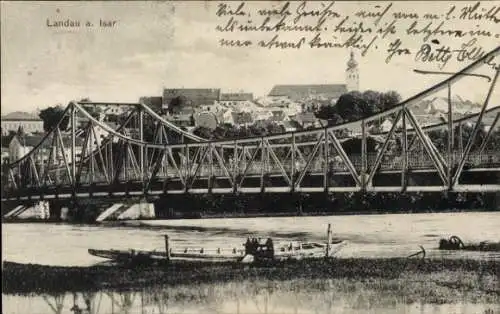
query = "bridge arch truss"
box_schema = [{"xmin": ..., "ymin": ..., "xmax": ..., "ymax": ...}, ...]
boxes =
[{"xmin": 2, "ymin": 47, "xmax": 500, "ymax": 201}]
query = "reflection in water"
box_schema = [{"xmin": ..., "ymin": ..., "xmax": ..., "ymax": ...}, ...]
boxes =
[{"xmin": 3, "ymin": 281, "xmax": 498, "ymax": 314}]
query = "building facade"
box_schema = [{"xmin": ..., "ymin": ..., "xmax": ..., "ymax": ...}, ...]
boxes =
[
  {"xmin": 162, "ymin": 88, "xmax": 221, "ymax": 110},
  {"xmin": 268, "ymin": 51, "xmax": 360, "ymax": 101},
  {"xmin": 1, "ymin": 112, "xmax": 44, "ymax": 135},
  {"xmin": 8, "ymin": 135, "xmax": 83, "ymax": 164}
]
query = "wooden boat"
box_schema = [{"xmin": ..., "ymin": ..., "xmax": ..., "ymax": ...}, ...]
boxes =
[
  {"xmin": 89, "ymin": 239, "xmax": 346, "ymax": 264},
  {"xmin": 88, "ymin": 224, "xmax": 347, "ymax": 264}
]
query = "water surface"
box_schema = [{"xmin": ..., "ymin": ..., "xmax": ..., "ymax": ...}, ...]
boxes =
[
  {"xmin": 2, "ymin": 212, "xmax": 500, "ymax": 313},
  {"xmin": 3, "ymin": 212, "xmax": 500, "ymax": 266}
]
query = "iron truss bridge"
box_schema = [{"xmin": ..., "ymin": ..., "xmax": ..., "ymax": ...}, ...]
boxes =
[{"xmin": 2, "ymin": 47, "xmax": 500, "ymax": 202}]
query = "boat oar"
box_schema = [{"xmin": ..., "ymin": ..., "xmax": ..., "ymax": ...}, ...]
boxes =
[{"xmin": 407, "ymin": 245, "xmax": 426, "ymax": 259}]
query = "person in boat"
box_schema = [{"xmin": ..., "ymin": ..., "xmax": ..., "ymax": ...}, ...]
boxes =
[
  {"xmin": 252, "ymin": 238, "xmax": 259, "ymax": 252},
  {"xmin": 245, "ymin": 238, "xmax": 252, "ymax": 255},
  {"xmin": 266, "ymin": 238, "xmax": 274, "ymax": 257}
]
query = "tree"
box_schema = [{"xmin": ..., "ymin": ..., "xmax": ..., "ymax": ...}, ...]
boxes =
[
  {"xmin": 315, "ymin": 90, "xmax": 403, "ymax": 124},
  {"xmin": 193, "ymin": 126, "xmax": 215, "ymax": 140},
  {"xmin": 380, "ymin": 91, "xmax": 402, "ymax": 111},
  {"xmin": 315, "ymin": 105, "xmax": 338, "ymax": 121},
  {"xmin": 39, "ymin": 106, "xmax": 69, "ymax": 132},
  {"xmin": 168, "ymin": 96, "xmax": 188, "ymax": 114}
]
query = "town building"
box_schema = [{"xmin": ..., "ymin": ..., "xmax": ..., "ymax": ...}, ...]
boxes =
[
  {"xmin": 281, "ymin": 120, "xmax": 301, "ymax": 132},
  {"xmin": 162, "ymin": 88, "xmax": 221, "ymax": 111},
  {"xmin": 165, "ymin": 114, "xmax": 194, "ymax": 128},
  {"xmin": 220, "ymin": 92, "xmax": 253, "ymax": 102},
  {"xmin": 8, "ymin": 134, "xmax": 84, "ymax": 164},
  {"xmin": 268, "ymin": 51, "xmax": 359, "ymax": 102},
  {"xmin": 268, "ymin": 84, "xmax": 348, "ymax": 102},
  {"xmin": 1, "ymin": 112, "xmax": 44, "ymax": 135},
  {"xmin": 194, "ymin": 112, "xmax": 218, "ymax": 130},
  {"xmin": 295, "ymin": 112, "xmax": 321, "ymax": 129}
]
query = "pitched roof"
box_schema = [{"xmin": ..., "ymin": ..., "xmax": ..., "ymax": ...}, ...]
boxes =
[
  {"xmin": 167, "ymin": 114, "xmax": 193, "ymax": 122},
  {"xmin": 163, "ymin": 88, "xmax": 220, "ymax": 106},
  {"xmin": 2, "ymin": 111, "xmax": 41, "ymax": 121},
  {"xmin": 268, "ymin": 84, "xmax": 348, "ymax": 100},
  {"xmin": 282, "ymin": 120, "xmax": 301, "ymax": 129},
  {"xmin": 220, "ymin": 93, "xmax": 253, "ymax": 101},
  {"xmin": 295, "ymin": 112, "xmax": 317, "ymax": 124},
  {"xmin": 194, "ymin": 112, "xmax": 218, "ymax": 130},
  {"xmin": 231, "ymin": 112, "xmax": 253, "ymax": 124},
  {"xmin": 269, "ymin": 110, "xmax": 287, "ymax": 122}
]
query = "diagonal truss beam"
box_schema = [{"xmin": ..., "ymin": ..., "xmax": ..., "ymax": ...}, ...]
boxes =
[
  {"xmin": 478, "ymin": 112, "xmax": 500, "ymax": 154},
  {"xmin": 76, "ymin": 123, "xmax": 92, "ymax": 185},
  {"xmin": 90, "ymin": 123, "xmax": 110, "ymax": 183},
  {"xmin": 144, "ymin": 149, "xmax": 166, "ymax": 193},
  {"xmin": 238, "ymin": 143, "xmax": 262, "ymax": 187},
  {"xmin": 452, "ymin": 69, "xmax": 499, "ymax": 187},
  {"xmin": 294, "ymin": 133, "xmax": 324, "ymax": 188},
  {"xmin": 212, "ymin": 146, "xmax": 233, "ymax": 186},
  {"xmin": 328, "ymin": 129, "xmax": 362, "ymax": 187},
  {"xmin": 187, "ymin": 145, "xmax": 210, "ymax": 188},
  {"xmin": 405, "ymin": 108, "xmax": 448, "ymax": 185},
  {"xmin": 264, "ymin": 139, "xmax": 292, "ymax": 186},
  {"xmin": 367, "ymin": 109, "xmax": 403, "ymax": 185},
  {"xmin": 55, "ymin": 128, "xmax": 73, "ymax": 185}
]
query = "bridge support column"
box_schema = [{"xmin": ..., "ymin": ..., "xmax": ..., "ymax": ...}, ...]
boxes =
[{"xmin": 361, "ymin": 119, "xmax": 367, "ymax": 191}]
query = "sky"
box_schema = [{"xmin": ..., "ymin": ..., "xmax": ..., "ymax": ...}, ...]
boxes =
[{"xmin": 1, "ymin": 1, "xmax": 499, "ymax": 114}]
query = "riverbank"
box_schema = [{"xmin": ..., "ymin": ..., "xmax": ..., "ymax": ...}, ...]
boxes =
[
  {"xmin": 3, "ymin": 207, "xmax": 498, "ymax": 224},
  {"xmin": 3, "ymin": 258, "xmax": 499, "ymax": 305}
]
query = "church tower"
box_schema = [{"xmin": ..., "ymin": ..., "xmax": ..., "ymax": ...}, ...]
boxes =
[{"xmin": 346, "ymin": 51, "xmax": 359, "ymax": 92}]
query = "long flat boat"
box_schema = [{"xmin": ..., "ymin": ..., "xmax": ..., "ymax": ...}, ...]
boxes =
[{"xmin": 88, "ymin": 238, "xmax": 347, "ymax": 265}]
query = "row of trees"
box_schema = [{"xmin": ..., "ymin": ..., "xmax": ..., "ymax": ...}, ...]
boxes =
[{"xmin": 315, "ymin": 90, "xmax": 402, "ymax": 125}]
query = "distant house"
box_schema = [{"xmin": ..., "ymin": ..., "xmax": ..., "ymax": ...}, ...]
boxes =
[
  {"xmin": 1, "ymin": 112, "xmax": 44, "ymax": 135},
  {"xmin": 269, "ymin": 110, "xmax": 289, "ymax": 123},
  {"xmin": 295, "ymin": 112, "xmax": 319, "ymax": 128},
  {"xmin": 162, "ymin": 88, "xmax": 221, "ymax": 110},
  {"xmin": 232, "ymin": 112, "xmax": 253, "ymax": 127},
  {"xmin": 166, "ymin": 114, "xmax": 194, "ymax": 128},
  {"xmin": 253, "ymin": 110, "xmax": 273, "ymax": 121},
  {"xmin": 268, "ymin": 84, "xmax": 348, "ymax": 102},
  {"xmin": 194, "ymin": 112, "xmax": 218, "ymax": 130},
  {"xmin": 9, "ymin": 134, "xmax": 83, "ymax": 164},
  {"xmin": 222, "ymin": 109, "xmax": 236, "ymax": 125},
  {"xmin": 281, "ymin": 120, "xmax": 301, "ymax": 132}
]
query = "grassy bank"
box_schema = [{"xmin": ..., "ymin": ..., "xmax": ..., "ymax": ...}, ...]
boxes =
[{"xmin": 3, "ymin": 258, "xmax": 499, "ymax": 305}]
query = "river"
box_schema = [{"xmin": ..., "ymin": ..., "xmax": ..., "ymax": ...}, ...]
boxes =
[{"xmin": 2, "ymin": 212, "xmax": 500, "ymax": 313}]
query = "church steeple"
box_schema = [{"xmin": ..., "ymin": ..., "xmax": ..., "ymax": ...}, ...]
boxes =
[{"xmin": 346, "ymin": 51, "xmax": 359, "ymax": 92}]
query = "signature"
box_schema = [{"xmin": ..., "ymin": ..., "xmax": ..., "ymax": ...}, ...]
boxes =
[{"xmin": 415, "ymin": 38, "xmax": 498, "ymax": 70}]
